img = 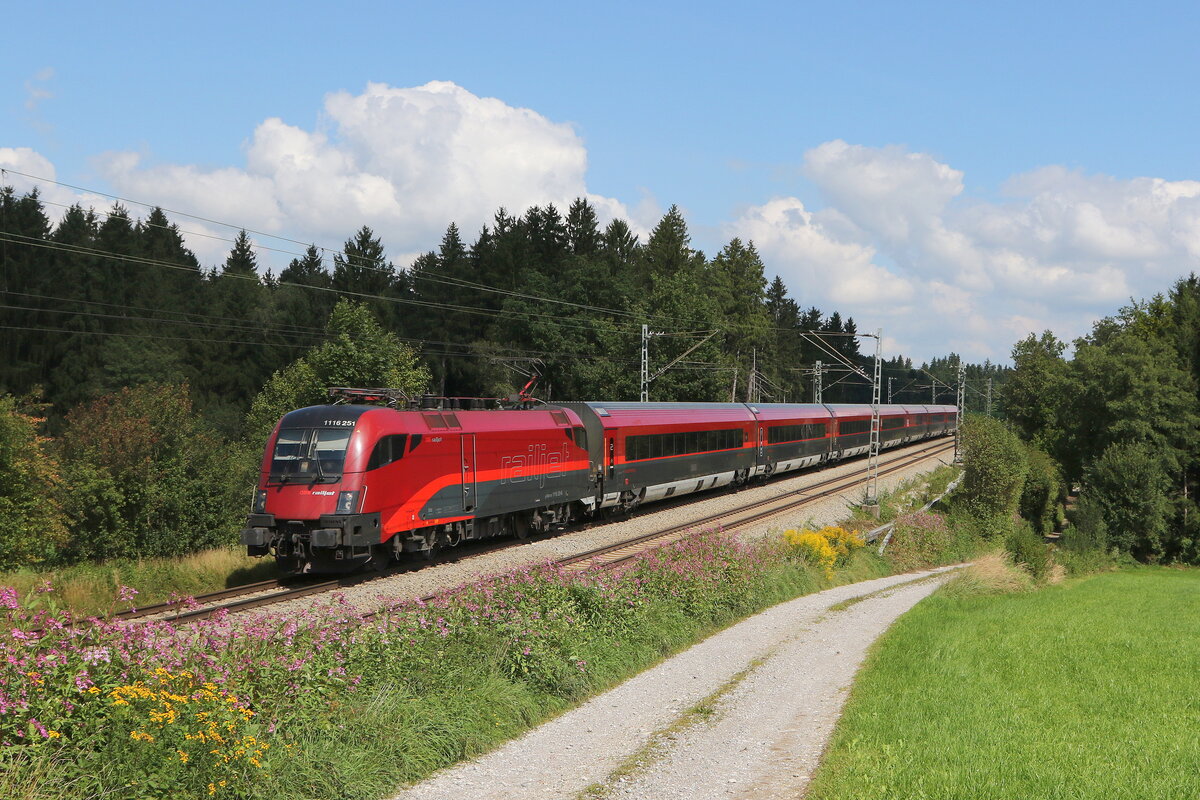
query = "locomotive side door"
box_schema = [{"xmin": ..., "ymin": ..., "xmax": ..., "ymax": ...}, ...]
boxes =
[{"xmin": 461, "ymin": 434, "xmax": 477, "ymax": 513}]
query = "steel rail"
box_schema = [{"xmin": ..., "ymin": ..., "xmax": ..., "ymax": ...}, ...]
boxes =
[{"xmin": 558, "ymin": 439, "xmax": 954, "ymax": 574}]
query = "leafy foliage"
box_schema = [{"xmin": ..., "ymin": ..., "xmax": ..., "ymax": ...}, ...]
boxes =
[
  {"xmin": 958, "ymin": 415, "xmax": 1027, "ymax": 523},
  {"xmin": 1004, "ymin": 522, "xmax": 1051, "ymax": 581},
  {"xmin": 59, "ymin": 384, "xmax": 243, "ymax": 561},
  {"xmin": 244, "ymin": 300, "xmax": 430, "ymax": 443},
  {"xmin": 1083, "ymin": 441, "xmax": 1175, "ymax": 561},
  {"xmin": 0, "ymin": 396, "xmax": 69, "ymax": 565},
  {"xmin": 999, "ymin": 276, "xmax": 1200, "ymax": 562},
  {"xmin": 1019, "ymin": 443, "xmax": 1065, "ymax": 537}
]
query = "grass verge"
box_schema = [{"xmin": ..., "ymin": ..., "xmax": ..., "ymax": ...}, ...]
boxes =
[
  {"xmin": 0, "ymin": 548, "xmax": 279, "ymax": 618},
  {"xmin": 807, "ymin": 567, "xmax": 1200, "ymax": 800}
]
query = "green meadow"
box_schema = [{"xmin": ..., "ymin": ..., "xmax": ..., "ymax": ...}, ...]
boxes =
[{"xmin": 809, "ymin": 567, "xmax": 1200, "ymax": 800}]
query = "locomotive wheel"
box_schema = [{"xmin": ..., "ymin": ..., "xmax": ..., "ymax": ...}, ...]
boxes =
[{"xmin": 369, "ymin": 544, "xmax": 391, "ymax": 573}]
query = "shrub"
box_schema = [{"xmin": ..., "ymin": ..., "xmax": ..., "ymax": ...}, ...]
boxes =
[
  {"xmin": 783, "ymin": 526, "xmax": 864, "ymax": 578},
  {"xmin": 1061, "ymin": 496, "xmax": 1108, "ymax": 554},
  {"xmin": 941, "ymin": 551, "xmax": 1033, "ymax": 596},
  {"xmin": 1019, "ymin": 443, "xmax": 1065, "ymax": 536},
  {"xmin": 1005, "ymin": 522, "xmax": 1052, "ymax": 582},
  {"xmin": 1084, "ymin": 440, "xmax": 1173, "ymax": 561},
  {"xmin": 59, "ymin": 383, "xmax": 244, "ymax": 561},
  {"xmin": 959, "ymin": 415, "xmax": 1028, "ymax": 520},
  {"xmin": 0, "ymin": 396, "xmax": 69, "ymax": 566},
  {"xmin": 1056, "ymin": 497, "xmax": 1115, "ymax": 575},
  {"xmin": 880, "ymin": 512, "xmax": 962, "ymax": 572}
]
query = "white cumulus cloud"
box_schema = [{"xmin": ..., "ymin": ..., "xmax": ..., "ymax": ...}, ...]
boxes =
[
  {"xmin": 91, "ymin": 81, "xmax": 631, "ymax": 269},
  {"xmin": 734, "ymin": 142, "xmax": 1200, "ymax": 363}
]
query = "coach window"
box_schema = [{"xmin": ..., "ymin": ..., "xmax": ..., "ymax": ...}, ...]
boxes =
[{"xmin": 367, "ymin": 434, "xmax": 408, "ymax": 471}]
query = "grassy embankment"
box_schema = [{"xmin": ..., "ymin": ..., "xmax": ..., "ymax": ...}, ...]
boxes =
[
  {"xmin": 1, "ymin": 466, "xmax": 968, "ymax": 800},
  {"xmin": 808, "ymin": 566, "xmax": 1200, "ymax": 799},
  {"xmin": 0, "ymin": 549, "xmax": 278, "ymax": 617}
]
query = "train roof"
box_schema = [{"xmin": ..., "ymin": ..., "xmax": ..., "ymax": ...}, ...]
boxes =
[{"xmin": 558, "ymin": 401, "xmax": 756, "ymax": 427}]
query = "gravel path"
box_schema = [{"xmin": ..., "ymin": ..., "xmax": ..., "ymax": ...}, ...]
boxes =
[
  {"xmin": 390, "ymin": 566, "xmax": 958, "ymax": 800},
  {"xmin": 285, "ymin": 441, "xmax": 954, "ymax": 617}
]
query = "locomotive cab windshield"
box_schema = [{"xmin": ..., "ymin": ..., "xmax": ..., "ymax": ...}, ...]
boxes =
[{"xmin": 269, "ymin": 427, "xmax": 352, "ymax": 484}]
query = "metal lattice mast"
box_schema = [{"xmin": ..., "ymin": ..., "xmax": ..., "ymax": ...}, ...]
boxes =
[
  {"xmin": 640, "ymin": 324, "xmax": 649, "ymax": 402},
  {"xmin": 954, "ymin": 361, "xmax": 966, "ymax": 463},
  {"xmin": 813, "ymin": 360, "xmax": 823, "ymax": 403},
  {"xmin": 986, "ymin": 377, "xmax": 993, "ymax": 417},
  {"xmin": 888, "ymin": 376, "xmax": 894, "ymax": 404},
  {"xmin": 749, "ymin": 348, "xmax": 758, "ymax": 404},
  {"xmin": 865, "ymin": 329, "xmax": 882, "ymax": 506}
]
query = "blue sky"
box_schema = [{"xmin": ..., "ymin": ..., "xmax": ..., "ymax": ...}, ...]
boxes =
[{"xmin": 4, "ymin": 0, "xmax": 1200, "ymax": 363}]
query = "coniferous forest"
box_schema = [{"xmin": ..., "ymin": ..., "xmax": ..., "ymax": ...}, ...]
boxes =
[{"xmin": 0, "ymin": 186, "xmax": 1005, "ymax": 568}]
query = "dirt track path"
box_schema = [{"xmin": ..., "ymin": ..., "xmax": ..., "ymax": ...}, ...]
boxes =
[{"xmin": 391, "ymin": 567, "xmax": 957, "ymax": 800}]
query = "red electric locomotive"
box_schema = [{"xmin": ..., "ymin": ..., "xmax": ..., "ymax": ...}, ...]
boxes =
[{"xmin": 241, "ymin": 390, "xmax": 957, "ymax": 573}]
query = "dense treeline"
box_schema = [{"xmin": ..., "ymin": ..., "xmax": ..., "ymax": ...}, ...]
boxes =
[
  {"xmin": 1, "ymin": 186, "xmax": 995, "ymax": 568},
  {"xmin": 1001, "ymin": 277, "xmax": 1200, "ymax": 563},
  {"xmin": 2, "ymin": 187, "xmax": 992, "ymax": 422}
]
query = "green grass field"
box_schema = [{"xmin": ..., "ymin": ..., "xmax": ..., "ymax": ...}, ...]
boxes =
[{"xmin": 808, "ymin": 567, "xmax": 1200, "ymax": 799}]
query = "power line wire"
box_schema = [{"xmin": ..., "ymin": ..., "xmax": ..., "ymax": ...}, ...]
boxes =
[{"xmin": 2, "ymin": 168, "xmax": 870, "ymax": 338}]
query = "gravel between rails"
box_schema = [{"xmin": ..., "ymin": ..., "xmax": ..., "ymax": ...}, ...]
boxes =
[
  {"xmin": 267, "ymin": 442, "xmax": 953, "ymax": 618},
  {"xmin": 390, "ymin": 566, "xmax": 959, "ymax": 800}
]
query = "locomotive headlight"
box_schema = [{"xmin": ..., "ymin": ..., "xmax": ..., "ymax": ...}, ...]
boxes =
[
  {"xmin": 252, "ymin": 490, "xmax": 268, "ymax": 514},
  {"xmin": 335, "ymin": 490, "xmax": 360, "ymax": 515}
]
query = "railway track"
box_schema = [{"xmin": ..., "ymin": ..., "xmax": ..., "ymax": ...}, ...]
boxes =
[
  {"xmin": 558, "ymin": 438, "xmax": 955, "ymax": 573},
  {"xmin": 110, "ymin": 437, "xmax": 955, "ymax": 625}
]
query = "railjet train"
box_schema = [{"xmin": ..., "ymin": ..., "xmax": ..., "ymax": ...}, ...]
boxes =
[{"xmin": 241, "ymin": 391, "xmax": 957, "ymax": 573}]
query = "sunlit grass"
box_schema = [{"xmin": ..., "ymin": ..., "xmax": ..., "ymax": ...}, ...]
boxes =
[
  {"xmin": 808, "ymin": 568, "xmax": 1200, "ymax": 799},
  {"xmin": 0, "ymin": 547, "xmax": 278, "ymax": 616}
]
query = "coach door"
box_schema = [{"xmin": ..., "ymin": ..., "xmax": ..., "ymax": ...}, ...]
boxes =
[{"xmin": 461, "ymin": 434, "xmax": 477, "ymax": 513}]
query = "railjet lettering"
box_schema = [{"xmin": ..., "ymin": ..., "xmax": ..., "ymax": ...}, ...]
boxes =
[{"xmin": 501, "ymin": 444, "xmax": 568, "ymax": 488}]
